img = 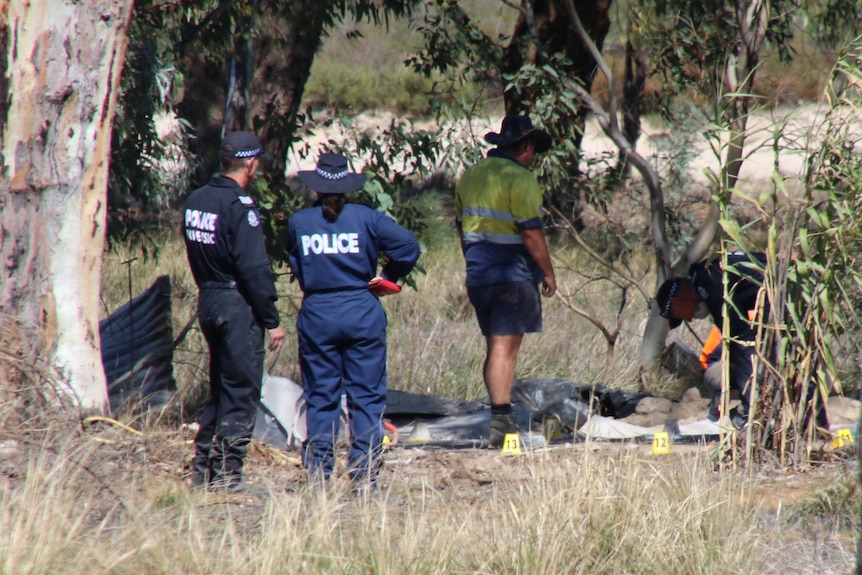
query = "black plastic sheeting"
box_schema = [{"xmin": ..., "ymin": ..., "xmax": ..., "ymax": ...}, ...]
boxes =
[
  {"xmin": 384, "ymin": 378, "xmax": 649, "ymax": 433},
  {"xmin": 385, "ymin": 390, "xmax": 483, "ymax": 419},
  {"xmin": 100, "ymin": 275, "xmax": 177, "ymax": 412}
]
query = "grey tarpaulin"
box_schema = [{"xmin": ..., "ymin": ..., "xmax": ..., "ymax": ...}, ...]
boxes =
[
  {"xmin": 100, "ymin": 275, "xmax": 177, "ymax": 411},
  {"xmin": 385, "ymin": 390, "xmax": 483, "ymax": 420}
]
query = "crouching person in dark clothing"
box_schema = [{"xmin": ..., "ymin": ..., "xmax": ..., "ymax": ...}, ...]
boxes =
[
  {"xmin": 656, "ymin": 252, "xmax": 767, "ymax": 429},
  {"xmin": 656, "ymin": 251, "xmax": 827, "ymax": 431},
  {"xmin": 183, "ymin": 131, "xmax": 286, "ymax": 491}
]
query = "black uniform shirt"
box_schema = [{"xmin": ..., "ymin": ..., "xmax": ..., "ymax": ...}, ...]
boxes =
[
  {"xmin": 183, "ymin": 175, "xmax": 280, "ymax": 329},
  {"xmin": 690, "ymin": 252, "xmax": 767, "ymax": 392},
  {"xmin": 690, "ymin": 251, "xmax": 767, "ymax": 340}
]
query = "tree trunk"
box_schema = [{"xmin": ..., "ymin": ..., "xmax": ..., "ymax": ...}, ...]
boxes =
[
  {"xmin": 250, "ymin": 0, "xmax": 328, "ymax": 180},
  {"xmin": 179, "ymin": 0, "xmax": 327, "ymax": 185},
  {"xmin": 618, "ymin": 39, "xmax": 646, "ymax": 178},
  {"xmin": 0, "ymin": 0, "xmax": 134, "ymax": 409}
]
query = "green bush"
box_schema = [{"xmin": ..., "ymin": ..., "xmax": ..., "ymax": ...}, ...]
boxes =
[{"xmin": 304, "ymin": 61, "xmax": 438, "ymax": 116}]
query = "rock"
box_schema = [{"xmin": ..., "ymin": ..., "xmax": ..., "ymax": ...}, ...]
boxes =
[
  {"xmin": 826, "ymin": 396, "xmax": 862, "ymax": 425},
  {"xmin": 681, "ymin": 387, "xmax": 703, "ymax": 402},
  {"xmin": 636, "ymin": 396, "xmax": 672, "ymax": 416},
  {"xmin": 669, "ymin": 397, "xmax": 710, "ymax": 421}
]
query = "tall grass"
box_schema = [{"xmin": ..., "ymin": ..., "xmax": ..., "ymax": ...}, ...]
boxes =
[{"xmin": 2, "ymin": 431, "xmax": 772, "ymax": 575}]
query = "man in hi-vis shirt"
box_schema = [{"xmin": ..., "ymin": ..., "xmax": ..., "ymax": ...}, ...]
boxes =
[
  {"xmin": 455, "ymin": 116, "xmax": 556, "ymax": 448},
  {"xmin": 183, "ymin": 131, "xmax": 286, "ymax": 492}
]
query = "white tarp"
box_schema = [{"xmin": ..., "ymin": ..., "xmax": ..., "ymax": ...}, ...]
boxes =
[{"xmin": 254, "ymin": 373, "xmax": 348, "ymax": 448}]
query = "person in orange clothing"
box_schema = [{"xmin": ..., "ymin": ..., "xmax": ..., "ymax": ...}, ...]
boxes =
[{"xmin": 699, "ymin": 325, "xmax": 723, "ymax": 421}]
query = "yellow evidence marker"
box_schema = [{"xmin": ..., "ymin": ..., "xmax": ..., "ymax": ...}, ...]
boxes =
[
  {"xmin": 831, "ymin": 428, "xmax": 854, "ymax": 450},
  {"xmin": 543, "ymin": 417, "xmax": 564, "ymax": 441},
  {"xmin": 501, "ymin": 433, "xmax": 523, "ymax": 455},
  {"xmin": 650, "ymin": 431, "xmax": 672, "ymax": 455}
]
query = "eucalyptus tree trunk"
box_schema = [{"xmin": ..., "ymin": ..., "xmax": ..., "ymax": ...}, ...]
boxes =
[
  {"xmin": 251, "ymin": 0, "xmax": 329, "ymax": 180},
  {"xmin": 0, "ymin": 0, "xmax": 134, "ymax": 409}
]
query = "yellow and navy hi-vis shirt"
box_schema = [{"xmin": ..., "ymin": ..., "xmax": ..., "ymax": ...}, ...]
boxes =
[{"xmin": 455, "ymin": 150, "xmax": 545, "ymax": 287}]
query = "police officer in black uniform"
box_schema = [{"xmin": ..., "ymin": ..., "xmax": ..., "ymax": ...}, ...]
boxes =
[
  {"xmin": 183, "ymin": 131, "xmax": 286, "ymax": 491},
  {"xmin": 656, "ymin": 252, "xmax": 766, "ymax": 428},
  {"xmin": 657, "ymin": 251, "xmax": 828, "ymax": 431}
]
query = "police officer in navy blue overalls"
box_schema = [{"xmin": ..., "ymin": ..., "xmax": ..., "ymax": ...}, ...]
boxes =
[
  {"xmin": 183, "ymin": 131, "xmax": 286, "ymax": 491},
  {"xmin": 287, "ymin": 152, "xmax": 419, "ymax": 489}
]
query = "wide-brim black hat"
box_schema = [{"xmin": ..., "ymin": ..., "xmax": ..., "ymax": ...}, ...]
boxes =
[
  {"xmin": 220, "ymin": 131, "xmax": 272, "ymax": 161},
  {"xmin": 484, "ymin": 115, "xmax": 552, "ymax": 154},
  {"xmin": 298, "ymin": 152, "xmax": 367, "ymax": 194},
  {"xmin": 656, "ymin": 278, "xmax": 683, "ymax": 329}
]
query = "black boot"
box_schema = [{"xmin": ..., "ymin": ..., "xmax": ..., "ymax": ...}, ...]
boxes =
[
  {"xmin": 489, "ymin": 411, "xmax": 519, "ymax": 448},
  {"xmin": 191, "ymin": 449, "xmax": 212, "ymax": 489},
  {"xmin": 729, "ymin": 404, "xmax": 749, "ymax": 430},
  {"xmin": 210, "ymin": 438, "xmax": 245, "ymax": 492}
]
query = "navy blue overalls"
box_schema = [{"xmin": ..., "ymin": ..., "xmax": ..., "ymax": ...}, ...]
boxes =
[{"xmin": 287, "ymin": 202, "xmax": 419, "ymax": 480}]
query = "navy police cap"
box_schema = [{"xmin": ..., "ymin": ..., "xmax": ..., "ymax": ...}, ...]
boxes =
[{"xmin": 220, "ymin": 131, "xmax": 273, "ymax": 161}]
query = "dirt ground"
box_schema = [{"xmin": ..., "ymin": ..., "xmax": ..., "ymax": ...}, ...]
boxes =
[
  {"xmin": 244, "ymin": 437, "xmax": 861, "ymax": 574},
  {"xmin": 286, "ymin": 104, "xmax": 832, "ymax": 188},
  {"xmin": 1, "ymin": 417, "xmax": 857, "ymax": 573}
]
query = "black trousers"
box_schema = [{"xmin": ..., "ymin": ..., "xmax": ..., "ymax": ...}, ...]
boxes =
[{"xmin": 192, "ymin": 289, "xmax": 264, "ymax": 484}]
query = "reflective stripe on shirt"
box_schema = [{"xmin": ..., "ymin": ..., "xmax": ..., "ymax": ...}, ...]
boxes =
[
  {"xmin": 463, "ymin": 231, "xmax": 524, "ymax": 245},
  {"xmin": 461, "ymin": 206, "xmax": 514, "ymax": 222}
]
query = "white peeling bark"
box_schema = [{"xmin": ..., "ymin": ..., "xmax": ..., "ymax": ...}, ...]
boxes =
[{"xmin": 0, "ymin": 0, "xmax": 134, "ymax": 409}]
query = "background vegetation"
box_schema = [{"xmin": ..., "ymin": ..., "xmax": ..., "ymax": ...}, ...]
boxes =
[
  {"xmin": 3, "ymin": 2, "xmax": 862, "ymax": 573},
  {"xmin": 101, "ymin": 1, "xmax": 862, "ymax": 406}
]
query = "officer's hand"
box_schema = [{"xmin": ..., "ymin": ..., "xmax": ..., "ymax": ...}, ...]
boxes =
[
  {"xmin": 267, "ymin": 326, "xmax": 286, "ymax": 352},
  {"xmin": 541, "ymin": 275, "xmax": 557, "ymax": 298}
]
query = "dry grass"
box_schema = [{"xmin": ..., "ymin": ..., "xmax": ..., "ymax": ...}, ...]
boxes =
[
  {"xmin": 1, "ymin": 416, "xmax": 856, "ymax": 574},
  {"xmin": 0, "ymin": 201, "xmax": 853, "ymax": 574},
  {"xmin": 0, "ymin": 421, "xmax": 776, "ymax": 575}
]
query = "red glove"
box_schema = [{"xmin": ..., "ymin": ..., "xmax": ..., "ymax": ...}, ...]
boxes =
[{"xmin": 368, "ymin": 277, "xmax": 401, "ymax": 296}]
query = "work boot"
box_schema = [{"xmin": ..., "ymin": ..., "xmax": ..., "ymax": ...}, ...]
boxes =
[
  {"xmin": 190, "ymin": 452, "xmax": 212, "ymax": 490},
  {"xmin": 489, "ymin": 411, "xmax": 519, "ymax": 448},
  {"xmin": 729, "ymin": 405, "xmax": 749, "ymax": 430}
]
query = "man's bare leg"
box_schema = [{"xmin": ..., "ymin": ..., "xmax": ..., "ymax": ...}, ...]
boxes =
[
  {"xmin": 483, "ymin": 334, "xmax": 525, "ymax": 403},
  {"xmin": 484, "ymin": 334, "xmax": 524, "ymax": 446}
]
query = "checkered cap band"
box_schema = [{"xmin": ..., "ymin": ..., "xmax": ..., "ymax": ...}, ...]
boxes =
[
  {"xmin": 660, "ymin": 281, "xmax": 678, "ymax": 318},
  {"xmin": 316, "ymin": 167, "xmax": 349, "ymax": 180},
  {"xmin": 234, "ymin": 147, "xmax": 262, "ymax": 158}
]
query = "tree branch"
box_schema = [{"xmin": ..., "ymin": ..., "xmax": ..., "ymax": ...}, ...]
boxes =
[{"xmin": 551, "ymin": 206, "xmax": 650, "ymax": 302}]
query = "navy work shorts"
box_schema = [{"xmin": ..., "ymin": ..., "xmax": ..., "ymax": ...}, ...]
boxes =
[{"xmin": 467, "ymin": 280, "xmax": 542, "ymax": 336}]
